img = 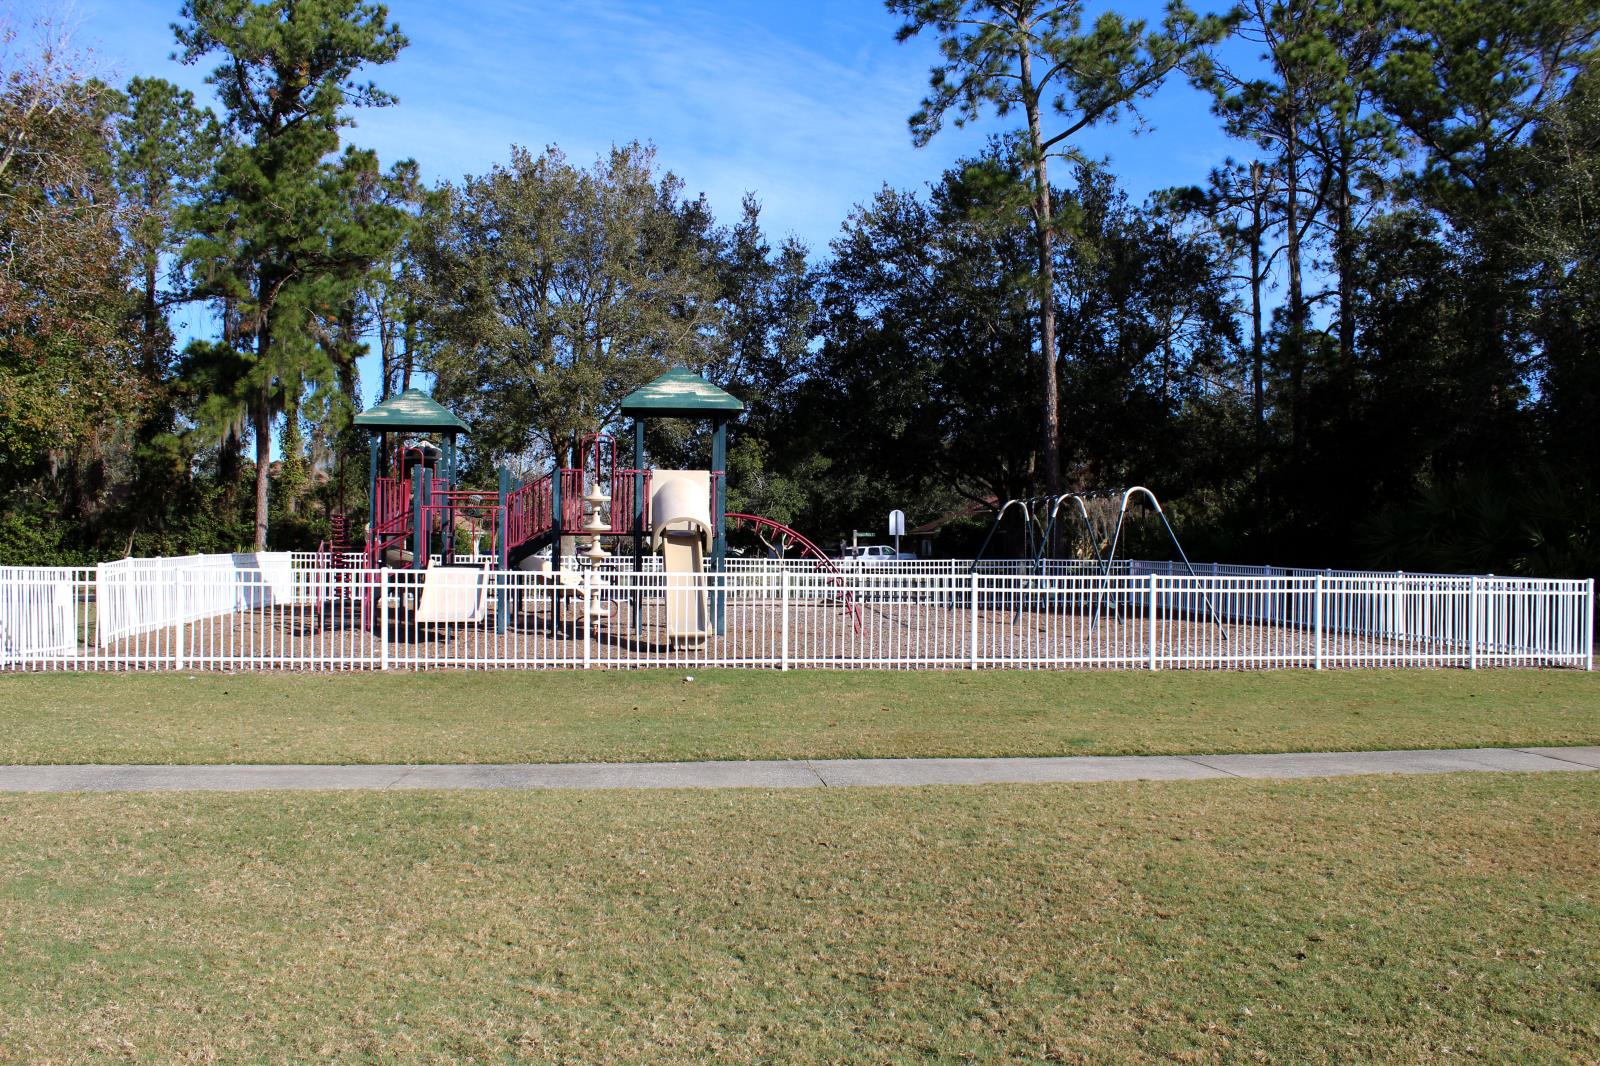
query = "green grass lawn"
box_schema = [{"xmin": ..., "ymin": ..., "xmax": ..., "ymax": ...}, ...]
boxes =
[
  {"xmin": 0, "ymin": 773, "xmax": 1595, "ymax": 1062},
  {"xmin": 0, "ymin": 669, "xmax": 1597, "ymax": 765}
]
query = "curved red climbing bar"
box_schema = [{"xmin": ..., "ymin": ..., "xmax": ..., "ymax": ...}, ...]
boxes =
[{"xmin": 724, "ymin": 513, "xmax": 863, "ymax": 633}]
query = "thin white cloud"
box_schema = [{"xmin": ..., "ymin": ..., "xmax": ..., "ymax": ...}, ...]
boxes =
[
  {"xmin": 349, "ymin": 0, "xmax": 998, "ymax": 247},
  {"xmin": 76, "ymin": 0, "xmax": 1241, "ymax": 251},
  {"xmin": 71, "ymin": 0, "xmax": 1250, "ymax": 410}
]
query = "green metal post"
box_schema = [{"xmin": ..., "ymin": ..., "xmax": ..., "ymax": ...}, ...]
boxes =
[
  {"xmin": 550, "ymin": 457, "xmax": 563, "ymax": 624},
  {"xmin": 411, "ymin": 465, "xmax": 426, "ymax": 570},
  {"xmin": 712, "ymin": 416, "xmax": 727, "ymax": 636},
  {"xmin": 440, "ymin": 435, "xmax": 454, "ymax": 563},
  {"xmin": 496, "ymin": 467, "xmax": 510, "ymax": 634},
  {"xmin": 551, "ymin": 463, "xmax": 563, "ymax": 561},
  {"xmin": 497, "ymin": 467, "xmax": 511, "ymax": 569},
  {"xmin": 366, "ymin": 435, "xmax": 380, "ymax": 563},
  {"xmin": 633, "ymin": 420, "xmax": 646, "ymax": 564},
  {"xmin": 633, "ymin": 418, "xmax": 646, "ymax": 628}
]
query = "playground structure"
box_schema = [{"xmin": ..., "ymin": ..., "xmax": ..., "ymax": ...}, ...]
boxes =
[
  {"xmin": 347, "ymin": 370, "xmax": 862, "ymax": 643},
  {"xmin": 0, "ymin": 369, "xmax": 1591, "ymax": 672}
]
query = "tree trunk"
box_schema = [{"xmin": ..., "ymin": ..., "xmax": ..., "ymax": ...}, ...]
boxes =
[
  {"xmin": 219, "ymin": 428, "xmax": 241, "ymax": 490},
  {"xmin": 1249, "ymin": 165, "xmax": 1265, "ymax": 443},
  {"xmin": 1284, "ymin": 113, "xmax": 1306, "ymax": 455},
  {"xmin": 1019, "ymin": 45, "xmax": 1062, "ymax": 496},
  {"xmin": 1335, "ymin": 134, "xmax": 1355, "ymax": 374},
  {"xmin": 282, "ymin": 401, "xmax": 301, "ymax": 518},
  {"xmin": 142, "ymin": 254, "xmax": 160, "ymax": 380},
  {"xmin": 1249, "ymin": 163, "xmax": 1266, "ymax": 476},
  {"xmin": 1161, "ymin": 325, "xmax": 1173, "ymax": 404},
  {"xmin": 378, "ymin": 304, "xmax": 396, "ymax": 402},
  {"xmin": 401, "ymin": 314, "xmax": 416, "ymax": 393},
  {"xmin": 216, "ymin": 296, "xmax": 244, "ymax": 492},
  {"xmin": 253, "ymin": 318, "xmax": 272, "ymax": 552},
  {"xmin": 253, "ymin": 392, "xmax": 271, "ymax": 551}
]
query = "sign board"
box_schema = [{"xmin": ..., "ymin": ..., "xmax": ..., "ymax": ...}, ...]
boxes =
[{"xmin": 888, "ymin": 509, "xmax": 906, "ymax": 555}]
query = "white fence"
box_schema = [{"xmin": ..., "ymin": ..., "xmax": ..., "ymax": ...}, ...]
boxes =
[
  {"xmin": 96, "ymin": 553, "xmax": 297, "ymax": 647},
  {"xmin": 0, "ymin": 562, "xmax": 1590, "ymax": 672},
  {"xmin": 0, "ymin": 566, "xmax": 79, "ymax": 660}
]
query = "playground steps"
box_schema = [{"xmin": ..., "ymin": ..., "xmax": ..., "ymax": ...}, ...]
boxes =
[{"xmin": 503, "ymin": 468, "xmax": 651, "ymax": 567}]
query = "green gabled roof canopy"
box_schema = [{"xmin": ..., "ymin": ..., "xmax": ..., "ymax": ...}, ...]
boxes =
[
  {"xmin": 353, "ymin": 389, "xmax": 470, "ymax": 434},
  {"xmin": 620, "ymin": 367, "xmax": 744, "ymax": 419}
]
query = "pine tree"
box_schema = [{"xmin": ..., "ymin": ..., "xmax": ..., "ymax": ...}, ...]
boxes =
[
  {"xmin": 112, "ymin": 77, "xmax": 219, "ymax": 385},
  {"xmin": 888, "ymin": 0, "xmax": 1228, "ymax": 494},
  {"xmin": 175, "ymin": 0, "xmax": 405, "ymax": 550}
]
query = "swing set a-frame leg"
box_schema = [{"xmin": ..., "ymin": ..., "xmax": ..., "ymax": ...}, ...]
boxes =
[{"xmin": 1088, "ymin": 486, "xmax": 1229, "ymax": 645}]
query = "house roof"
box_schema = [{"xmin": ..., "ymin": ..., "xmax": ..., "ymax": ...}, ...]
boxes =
[
  {"xmin": 620, "ymin": 368, "xmax": 744, "ymax": 418},
  {"xmin": 909, "ymin": 499, "xmax": 998, "ymax": 536},
  {"xmin": 352, "ymin": 389, "xmax": 470, "ymax": 434}
]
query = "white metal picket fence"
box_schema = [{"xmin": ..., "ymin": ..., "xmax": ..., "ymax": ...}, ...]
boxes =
[
  {"xmin": 96, "ymin": 553, "xmax": 298, "ymax": 646},
  {"xmin": 0, "ymin": 562, "xmax": 1590, "ymax": 672}
]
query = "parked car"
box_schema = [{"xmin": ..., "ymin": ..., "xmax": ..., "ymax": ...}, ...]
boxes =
[{"xmin": 837, "ymin": 544, "xmax": 919, "ymax": 566}]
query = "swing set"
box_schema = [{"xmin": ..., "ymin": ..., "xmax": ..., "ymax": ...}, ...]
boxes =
[{"xmin": 969, "ymin": 486, "xmax": 1229, "ymax": 642}]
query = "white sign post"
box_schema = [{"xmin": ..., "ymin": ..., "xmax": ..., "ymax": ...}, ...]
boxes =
[{"xmin": 888, "ymin": 509, "xmax": 906, "ymax": 556}]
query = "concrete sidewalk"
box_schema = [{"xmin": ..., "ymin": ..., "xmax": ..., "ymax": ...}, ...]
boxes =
[{"xmin": 0, "ymin": 746, "xmax": 1597, "ymax": 793}]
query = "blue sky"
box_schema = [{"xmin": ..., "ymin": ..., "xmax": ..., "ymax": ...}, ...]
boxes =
[
  {"xmin": 72, "ymin": 0, "xmax": 1247, "ymax": 249},
  {"xmin": 62, "ymin": 0, "xmax": 1258, "ymax": 404}
]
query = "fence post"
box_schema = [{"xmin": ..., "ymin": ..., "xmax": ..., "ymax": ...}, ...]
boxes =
[
  {"xmin": 1148, "ymin": 572, "xmax": 1158, "ymax": 671},
  {"xmin": 780, "ymin": 570, "xmax": 790, "ymax": 671},
  {"xmin": 969, "ymin": 571, "xmax": 979, "ymax": 670},
  {"xmin": 1586, "ymin": 579, "xmax": 1594, "ymax": 672},
  {"xmin": 1314, "ymin": 573, "xmax": 1324, "ymax": 671},
  {"xmin": 172, "ymin": 568, "xmax": 185, "ymax": 671},
  {"xmin": 582, "ymin": 569, "xmax": 593, "ymax": 670},
  {"xmin": 379, "ymin": 569, "xmax": 389, "ymax": 671},
  {"xmin": 1468, "ymin": 575, "xmax": 1479, "ymax": 670},
  {"xmin": 1395, "ymin": 569, "xmax": 1406, "ymax": 642}
]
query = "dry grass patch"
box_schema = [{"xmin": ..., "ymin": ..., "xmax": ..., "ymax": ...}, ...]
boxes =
[{"xmin": 0, "ymin": 773, "xmax": 1596, "ymax": 1062}]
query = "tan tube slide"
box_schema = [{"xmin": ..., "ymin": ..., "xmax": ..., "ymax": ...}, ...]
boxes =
[{"xmin": 649, "ymin": 471, "xmax": 712, "ymax": 646}]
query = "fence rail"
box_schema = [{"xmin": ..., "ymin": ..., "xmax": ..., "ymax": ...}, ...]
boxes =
[
  {"xmin": 285, "ymin": 553, "xmax": 1491, "ymax": 581},
  {"xmin": 0, "ymin": 563, "xmax": 1589, "ymax": 672}
]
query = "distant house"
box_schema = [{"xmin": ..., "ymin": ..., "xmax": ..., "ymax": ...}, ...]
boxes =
[{"xmin": 908, "ymin": 498, "xmax": 998, "ymax": 558}]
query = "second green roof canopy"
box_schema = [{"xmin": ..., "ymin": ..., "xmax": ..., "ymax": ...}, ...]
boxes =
[
  {"xmin": 352, "ymin": 389, "xmax": 470, "ymax": 434},
  {"xmin": 620, "ymin": 368, "xmax": 744, "ymax": 419}
]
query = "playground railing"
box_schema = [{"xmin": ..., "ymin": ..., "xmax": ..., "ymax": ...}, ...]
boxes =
[
  {"xmin": 0, "ymin": 566, "xmax": 1589, "ymax": 672},
  {"xmin": 284, "ymin": 556, "xmax": 1132, "ymax": 577},
  {"xmin": 280, "ymin": 555, "xmax": 1498, "ymax": 580},
  {"xmin": 369, "ymin": 477, "xmax": 413, "ymax": 560}
]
